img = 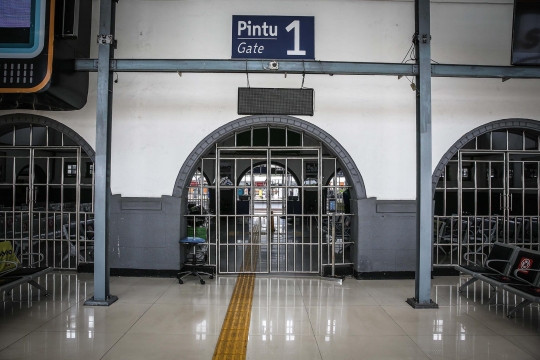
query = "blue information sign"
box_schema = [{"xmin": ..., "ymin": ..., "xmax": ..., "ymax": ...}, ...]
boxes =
[{"xmin": 232, "ymin": 15, "xmax": 314, "ymax": 60}]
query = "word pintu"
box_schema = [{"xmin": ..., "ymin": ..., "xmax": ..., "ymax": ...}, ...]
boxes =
[
  {"xmin": 232, "ymin": 15, "xmax": 315, "ymax": 60},
  {"xmin": 238, "ymin": 21, "xmax": 278, "ymax": 37}
]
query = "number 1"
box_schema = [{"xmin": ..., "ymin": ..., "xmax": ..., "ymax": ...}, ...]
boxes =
[{"xmin": 286, "ymin": 20, "xmax": 306, "ymax": 56}]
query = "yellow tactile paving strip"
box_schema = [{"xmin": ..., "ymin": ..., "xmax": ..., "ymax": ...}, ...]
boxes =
[
  {"xmin": 212, "ymin": 273, "xmax": 255, "ymax": 360},
  {"xmin": 213, "ymin": 225, "xmax": 261, "ymax": 360}
]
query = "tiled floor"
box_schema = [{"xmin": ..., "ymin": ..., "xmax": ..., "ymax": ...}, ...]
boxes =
[{"xmin": 0, "ymin": 272, "xmax": 539, "ymax": 359}]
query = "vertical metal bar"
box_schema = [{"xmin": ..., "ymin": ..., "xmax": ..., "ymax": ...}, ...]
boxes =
[
  {"xmin": 85, "ymin": 0, "xmax": 117, "ymax": 305},
  {"xmin": 332, "ymin": 213, "xmax": 336, "ymax": 277},
  {"xmin": 267, "ymin": 149, "xmax": 271, "ymax": 273},
  {"xmin": 281, "ymin": 159, "xmax": 287, "ymax": 272},
  {"xmin": 318, "ymin": 148, "xmax": 322, "ymax": 274},
  {"xmin": 410, "ymin": 0, "xmax": 436, "ymax": 308},
  {"xmin": 227, "ymin": 213, "xmax": 230, "ymax": 272},
  {"xmin": 76, "ymin": 148, "xmax": 81, "ymax": 268},
  {"xmin": 294, "ymin": 159, "xmax": 297, "ymax": 272},
  {"xmin": 234, "ymin": 158, "xmax": 237, "ymax": 272},
  {"xmin": 505, "ymin": 153, "xmax": 509, "ymax": 244},
  {"xmin": 46, "ymin": 156, "xmax": 50, "ymax": 265},
  {"xmin": 29, "ymin": 149, "xmax": 34, "ymax": 259},
  {"xmin": 458, "ymin": 154, "xmax": 462, "ymax": 265},
  {"xmin": 61, "ymin": 156, "xmax": 65, "ymax": 269},
  {"xmin": 334, "ymin": 159, "xmax": 338, "ymax": 267},
  {"xmin": 249, "ymin": 157, "xmax": 253, "ymax": 272},
  {"xmin": 216, "ymin": 147, "xmax": 220, "ymax": 273},
  {"xmin": 309, "ymin": 216, "xmax": 312, "ymax": 272}
]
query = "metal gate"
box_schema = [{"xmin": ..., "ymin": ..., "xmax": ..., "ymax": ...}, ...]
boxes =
[
  {"xmin": 0, "ymin": 145, "xmax": 94, "ymax": 269},
  {"xmin": 184, "ymin": 126, "xmax": 354, "ymax": 276},
  {"xmin": 216, "ymin": 147, "xmax": 322, "ymax": 274},
  {"xmin": 434, "ymin": 150, "xmax": 540, "ymax": 265}
]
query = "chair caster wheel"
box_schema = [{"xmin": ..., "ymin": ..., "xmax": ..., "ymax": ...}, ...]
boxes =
[
  {"xmin": 178, "ymin": 279, "xmax": 183, "ymax": 284},
  {"xmin": 507, "ymin": 315, "xmax": 513, "ymax": 319},
  {"xmin": 209, "ymin": 276, "xmax": 214, "ymax": 280},
  {"xmin": 44, "ymin": 294, "xmax": 49, "ymax": 297},
  {"xmin": 200, "ymin": 280, "xmax": 205, "ymax": 285}
]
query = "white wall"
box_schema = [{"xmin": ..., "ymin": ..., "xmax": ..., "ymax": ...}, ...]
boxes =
[{"xmin": 3, "ymin": 0, "xmax": 540, "ymax": 200}]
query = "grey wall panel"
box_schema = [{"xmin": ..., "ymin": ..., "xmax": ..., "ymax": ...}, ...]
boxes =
[
  {"xmin": 355, "ymin": 198, "xmax": 417, "ymax": 272},
  {"xmin": 394, "ymin": 249, "xmax": 417, "ymax": 271},
  {"xmin": 109, "ymin": 195, "xmax": 418, "ymax": 273},
  {"xmin": 121, "ymin": 201, "xmax": 162, "ymax": 210},
  {"xmin": 376, "ymin": 201, "xmax": 416, "ymax": 213},
  {"xmin": 356, "ymin": 249, "xmax": 397, "ymax": 272},
  {"xmin": 109, "ymin": 246, "xmax": 180, "ymax": 269},
  {"xmin": 117, "ymin": 214, "xmax": 177, "ymax": 247},
  {"xmin": 110, "ymin": 195, "xmax": 181, "ymax": 270}
]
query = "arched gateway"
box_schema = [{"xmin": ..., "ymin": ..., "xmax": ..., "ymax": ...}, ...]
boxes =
[
  {"xmin": 433, "ymin": 118, "xmax": 540, "ymax": 266},
  {"xmin": 174, "ymin": 116, "xmax": 365, "ymax": 274},
  {"xmin": 0, "ymin": 114, "xmax": 95, "ymax": 270}
]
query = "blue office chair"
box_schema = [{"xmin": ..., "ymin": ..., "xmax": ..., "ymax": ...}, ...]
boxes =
[{"xmin": 177, "ymin": 237, "xmax": 214, "ymax": 284}]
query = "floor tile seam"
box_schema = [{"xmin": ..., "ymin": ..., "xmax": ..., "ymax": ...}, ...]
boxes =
[
  {"xmin": 378, "ymin": 304, "xmax": 416, "ymax": 337},
  {"xmin": 405, "ymin": 333, "xmax": 447, "ymax": 360},
  {"xmin": 413, "ymin": 334, "xmax": 531, "ymax": 338},
  {"xmin": 476, "ymin": 320, "xmax": 536, "ymax": 338},
  {"xmin": 22, "ymin": 293, "xmax": 84, "ymax": 334},
  {"xmin": 32, "ymin": 329, "xmax": 126, "ymax": 334},
  {"xmin": 0, "ymin": 331, "xmax": 33, "ymax": 353},
  {"xmin": 502, "ymin": 335, "xmax": 540, "ymax": 360},
  {"xmin": 456, "ymin": 308, "xmax": 509, "ymax": 336},
  {"xmin": 413, "ymin": 333, "xmax": 540, "ymax": 360},
  {"xmin": 107, "ymin": 282, "xmax": 176, "ymax": 304},
  {"xmin": 300, "ymin": 302, "xmax": 383, "ymax": 307},
  {"xmin": 322, "ymin": 335, "xmax": 437, "ymax": 341},
  {"xmin": 98, "ymin": 301, "xmax": 155, "ymax": 360},
  {"xmin": 97, "ymin": 285, "xmax": 169, "ymax": 357},
  {"xmin": 304, "ymin": 304, "xmax": 399, "ymax": 309},
  {"xmin": 295, "ymin": 276, "xmax": 324, "ymax": 360}
]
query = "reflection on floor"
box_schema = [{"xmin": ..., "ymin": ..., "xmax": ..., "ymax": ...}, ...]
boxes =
[{"xmin": 0, "ymin": 273, "xmax": 539, "ymax": 359}]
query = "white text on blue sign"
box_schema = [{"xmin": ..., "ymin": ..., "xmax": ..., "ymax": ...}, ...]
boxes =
[{"xmin": 231, "ymin": 16, "xmax": 315, "ymax": 60}]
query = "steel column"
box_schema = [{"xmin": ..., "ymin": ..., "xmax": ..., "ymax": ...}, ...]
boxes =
[
  {"xmin": 84, "ymin": 0, "xmax": 118, "ymax": 306},
  {"xmin": 407, "ymin": 0, "xmax": 438, "ymax": 309}
]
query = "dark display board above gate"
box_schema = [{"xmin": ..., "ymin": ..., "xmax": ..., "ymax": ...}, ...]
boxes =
[
  {"xmin": 511, "ymin": 0, "xmax": 540, "ymax": 65},
  {"xmin": 232, "ymin": 15, "xmax": 314, "ymax": 60}
]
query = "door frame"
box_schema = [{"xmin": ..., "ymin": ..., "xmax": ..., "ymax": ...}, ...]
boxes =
[
  {"xmin": 0, "ymin": 146, "xmax": 84, "ymax": 269},
  {"xmin": 215, "ymin": 146, "xmax": 323, "ymax": 274}
]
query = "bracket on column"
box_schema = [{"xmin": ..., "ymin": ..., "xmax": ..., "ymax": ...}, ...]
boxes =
[{"xmin": 97, "ymin": 34, "xmax": 117, "ymax": 49}]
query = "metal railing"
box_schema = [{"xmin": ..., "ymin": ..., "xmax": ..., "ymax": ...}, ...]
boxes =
[{"xmin": 433, "ymin": 215, "xmax": 540, "ymax": 266}]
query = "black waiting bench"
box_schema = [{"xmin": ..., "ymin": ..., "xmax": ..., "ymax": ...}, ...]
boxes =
[
  {"xmin": 0, "ymin": 244, "xmax": 52, "ymax": 297},
  {"xmin": 455, "ymin": 242, "xmax": 540, "ymax": 318}
]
